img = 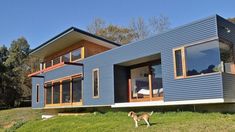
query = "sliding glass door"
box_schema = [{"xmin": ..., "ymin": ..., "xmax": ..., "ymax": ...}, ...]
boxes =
[
  {"xmin": 151, "ymin": 63, "xmax": 163, "ymax": 99},
  {"xmin": 129, "ymin": 61, "xmax": 163, "ymax": 102},
  {"xmin": 130, "ymin": 66, "xmax": 150, "ymax": 100}
]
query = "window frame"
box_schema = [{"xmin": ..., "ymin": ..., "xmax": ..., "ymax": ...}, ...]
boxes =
[
  {"xmin": 173, "ymin": 47, "xmax": 186, "ymax": 79},
  {"xmin": 173, "ymin": 39, "xmax": 223, "ymax": 79},
  {"xmin": 92, "ymin": 68, "xmax": 100, "ymax": 98},
  {"xmin": 44, "ymin": 74, "xmax": 83, "ymax": 107}
]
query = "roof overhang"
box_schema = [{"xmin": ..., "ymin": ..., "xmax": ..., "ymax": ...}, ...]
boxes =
[{"xmin": 30, "ymin": 27, "xmax": 121, "ymax": 58}]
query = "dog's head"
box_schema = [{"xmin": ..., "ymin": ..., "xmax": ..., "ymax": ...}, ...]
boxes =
[{"xmin": 128, "ymin": 111, "xmax": 135, "ymax": 117}]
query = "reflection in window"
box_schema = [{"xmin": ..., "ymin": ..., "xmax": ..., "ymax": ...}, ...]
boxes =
[
  {"xmin": 62, "ymin": 80, "xmax": 70, "ymax": 103},
  {"xmin": 186, "ymin": 41, "xmax": 220, "ymax": 76},
  {"xmin": 62, "ymin": 53, "xmax": 70, "ymax": 62},
  {"xmin": 53, "ymin": 82, "xmax": 60, "ymax": 104},
  {"xmin": 71, "ymin": 49, "xmax": 81, "ymax": 61},
  {"xmin": 72, "ymin": 78, "xmax": 82, "ymax": 102},
  {"xmin": 45, "ymin": 60, "xmax": 52, "ymax": 68},
  {"xmin": 151, "ymin": 63, "xmax": 163, "ymax": 97},
  {"xmin": 174, "ymin": 49, "xmax": 183, "ymax": 77},
  {"xmin": 53, "ymin": 57, "xmax": 61, "ymax": 65},
  {"xmin": 220, "ymin": 41, "xmax": 234, "ymax": 73},
  {"xmin": 45, "ymin": 83, "xmax": 52, "ymax": 104},
  {"xmin": 130, "ymin": 66, "xmax": 149, "ymax": 99}
]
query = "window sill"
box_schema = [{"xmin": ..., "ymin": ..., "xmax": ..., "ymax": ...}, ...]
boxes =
[{"xmin": 174, "ymin": 72, "xmax": 222, "ymax": 80}]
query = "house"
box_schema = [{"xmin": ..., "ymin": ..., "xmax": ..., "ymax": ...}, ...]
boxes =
[{"xmin": 28, "ymin": 15, "xmax": 235, "ymax": 112}]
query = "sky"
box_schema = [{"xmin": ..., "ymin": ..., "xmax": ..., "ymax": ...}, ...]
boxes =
[{"xmin": 0, "ymin": 0, "xmax": 235, "ymax": 49}]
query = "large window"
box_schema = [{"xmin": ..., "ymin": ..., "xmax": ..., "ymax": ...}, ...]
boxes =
[
  {"xmin": 71, "ymin": 49, "xmax": 81, "ymax": 61},
  {"xmin": 62, "ymin": 80, "xmax": 71, "ymax": 103},
  {"xmin": 185, "ymin": 41, "xmax": 220, "ymax": 76},
  {"xmin": 45, "ymin": 83, "xmax": 52, "ymax": 104},
  {"xmin": 72, "ymin": 78, "xmax": 82, "ymax": 102},
  {"xmin": 53, "ymin": 82, "xmax": 60, "ymax": 104},
  {"xmin": 173, "ymin": 40, "xmax": 228, "ymax": 79},
  {"xmin": 92, "ymin": 69, "xmax": 99, "ymax": 98}
]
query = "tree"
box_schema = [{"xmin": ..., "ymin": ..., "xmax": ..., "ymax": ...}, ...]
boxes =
[
  {"xmin": 149, "ymin": 15, "xmax": 170, "ymax": 34},
  {"xmin": 129, "ymin": 17, "xmax": 149, "ymax": 40},
  {"xmin": 0, "ymin": 45, "xmax": 9, "ymax": 104},
  {"xmin": 87, "ymin": 18, "xmax": 135, "ymax": 44},
  {"xmin": 97, "ymin": 25, "xmax": 135, "ymax": 44},
  {"xmin": 87, "ymin": 18, "xmax": 106, "ymax": 34},
  {"xmin": 3, "ymin": 37, "xmax": 31, "ymax": 106},
  {"xmin": 228, "ymin": 17, "xmax": 235, "ymax": 24}
]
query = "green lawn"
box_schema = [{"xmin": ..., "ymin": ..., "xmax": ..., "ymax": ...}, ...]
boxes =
[
  {"xmin": 1, "ymin": 108, "xmax": 235, "ymax": 132},
  {"xmin": 0, "ymin": 108, "xmax": 41, "ymax": 132}
]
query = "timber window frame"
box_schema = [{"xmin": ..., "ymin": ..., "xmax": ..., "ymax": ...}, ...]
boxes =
[
  {"xmin": 44, "ymin": 74, "xmax": 83, "ymax": 107},
  {"xmin": 173, "ymin": 47, "xmax": 186, "ymax": 79},
  {"xmin": 92, "ymin": 68, "xmax": 100, "ymax": 98}
]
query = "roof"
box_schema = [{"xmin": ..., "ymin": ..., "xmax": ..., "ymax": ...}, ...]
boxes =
[{"xmin": 30, "ymin": 27, "xmax": 121, "ymax": 57}]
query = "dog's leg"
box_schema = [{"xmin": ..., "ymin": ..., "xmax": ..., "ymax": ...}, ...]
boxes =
[
  {"xmin": 135, "ymin": 120, "xmax": 138, "ymax": 128},
  {"xmin": 144, "ymin": 119, "xmax": 150, "ymax": 127}
]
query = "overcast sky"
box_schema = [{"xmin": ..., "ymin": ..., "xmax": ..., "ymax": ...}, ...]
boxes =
[{"xmin": 0, "ymin": 0, "xmax": 235, "ymax": 48}]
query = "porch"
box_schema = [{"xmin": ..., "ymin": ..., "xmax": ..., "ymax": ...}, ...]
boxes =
[{"xmin": 114, "ymin": 53, "xmax": 164, "ymax": 103}]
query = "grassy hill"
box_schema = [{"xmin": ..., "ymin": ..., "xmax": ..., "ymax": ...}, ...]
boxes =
[{"xmin": 1, "ymin": 108, "xmax": 235, "ymax": 131}]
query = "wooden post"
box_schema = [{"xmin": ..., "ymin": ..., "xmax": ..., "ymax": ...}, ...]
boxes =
[
  {"xmin": 128, "ymin": 79, "xmax": 132, "ymax": 102},
  {"xmin": 149, "ymin": 74, "xmax": 152, "ymax": 101}
]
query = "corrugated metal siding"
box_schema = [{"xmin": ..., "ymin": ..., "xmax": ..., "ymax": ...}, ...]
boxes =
[
  {"xmin": 32, "ymin": 77, "xmax": 44, "ymax": 108},
  {"xmin": 217, "ymin": 15, "xmax": 235, "ymax": 101},
  {"xmin": 32, "ymin": 15, "xmax": 225, "ymax": 108},
  {"xmin": 83, "ymin": 15, "xmax": 223, "ymax": 105},
  {"xmin": 222, "ymin": 73, "xmax": 235, "ymax": 100}
]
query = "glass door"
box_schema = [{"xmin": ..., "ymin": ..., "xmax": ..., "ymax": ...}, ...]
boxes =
[
  {"xmin": 130, "ymin": 66, "xmax": 150, "ymax": 101},
  {"xmin": 151, "ymin": 63, "xmax": 163, "ymax": 100}
]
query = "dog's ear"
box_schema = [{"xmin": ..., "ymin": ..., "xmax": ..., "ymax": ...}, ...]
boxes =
[{"xmin": 128, "ymin": 111, "xmax": 133, "ymax": 116}]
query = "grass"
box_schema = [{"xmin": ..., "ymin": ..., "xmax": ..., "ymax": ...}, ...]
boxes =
[
  {"xmin": 17, "ymin": 111, "xmax": 235, "ymax": 132},
  {"xmin": 1, "ymin": 108, "xmax": 235, "ymax": 132},
  {"xmin": 0, "ymin": 108, "xmax": 41, "ymax": 132}
]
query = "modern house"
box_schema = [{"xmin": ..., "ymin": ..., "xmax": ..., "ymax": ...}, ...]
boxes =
[{"xmin": 29, "ymin": 15, "xmax": 235, "ymax": 111}]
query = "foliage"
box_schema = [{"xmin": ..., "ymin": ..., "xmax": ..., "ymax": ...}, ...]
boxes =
[
  {"xmin": 87, "ymin": 15, "xmax": 170, "ymax": 44},
  {"xmin": 0, "ymin": 37, "xmax": 31, "ymax": 107},
  {"xmin": 228, "ymin": 17, "xmax": 235, "ymax": 24},
  {"xmin": 17, "ymin": 111, "xmax": 235, "ymax": 132}
]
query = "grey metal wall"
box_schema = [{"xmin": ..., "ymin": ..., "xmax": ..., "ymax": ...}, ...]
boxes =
[
  {"xmin": 83, "ymin": 15, "xmax": 223, "ymax": 105},
  {"xmin": 217, "ymin": 15, "xmax": 235, "ymax": 101},
  {"xmin": 32, "ymin": 15, "xmax": 226, "ymax": 108},
  {"xmin": 222, "ymin": 73, "xmax": 235, "ymax": 100},
  {"xmin": 31, "ymin": 77, "xmax": 44, "ymax": 108}
]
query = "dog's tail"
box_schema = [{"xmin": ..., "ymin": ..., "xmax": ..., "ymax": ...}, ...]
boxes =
[{"xmin": 149, "ymin": 111, "xmax": 154, "ymax": 116}]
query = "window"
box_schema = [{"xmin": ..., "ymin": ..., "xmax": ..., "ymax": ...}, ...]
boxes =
[
  {"xmin": 62, "ymin": 80, "xmax": 70, "ymax": 103},
  {"xmin": 45, "ymin": 83, "xmax": 52, "ymax": 104},
  {"xmin": 45, "ymin": 60, "xmax": 52, "ymax": 68},
  {"xmin": 92, "ymin": 69, "xmax": 99, "ymax": 98},
  {"xmin": 53, "ymin": 56, "xmax": 61, "ymax": 65},
  {"xmin": 174, "ymin": 49, "xmax": 184, "ymax": 78},
  {"xmin": 72, "ymin": 78, "xmax": 82, "ymax": 102},
  {"xmin": 185, "ymin": 41, "xmax": 220, "ymax": 76},
  {"xmin": 220, "ymin": 41, "xmax": 234, "ymax": 73},
  {"xmin": 62, "ymin": 53, "xmax": 70, "ymax": 62},
  {"xmin": 53, "ymin": 82, "xmax": 60, "ymax": 104},
  {"xmin": 71, "ymin": 49, "xmax": 81, "ymax": 61},
  {"xmin": 36, "ymin": 84, "xmax": 39, "ymax": 103}
]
